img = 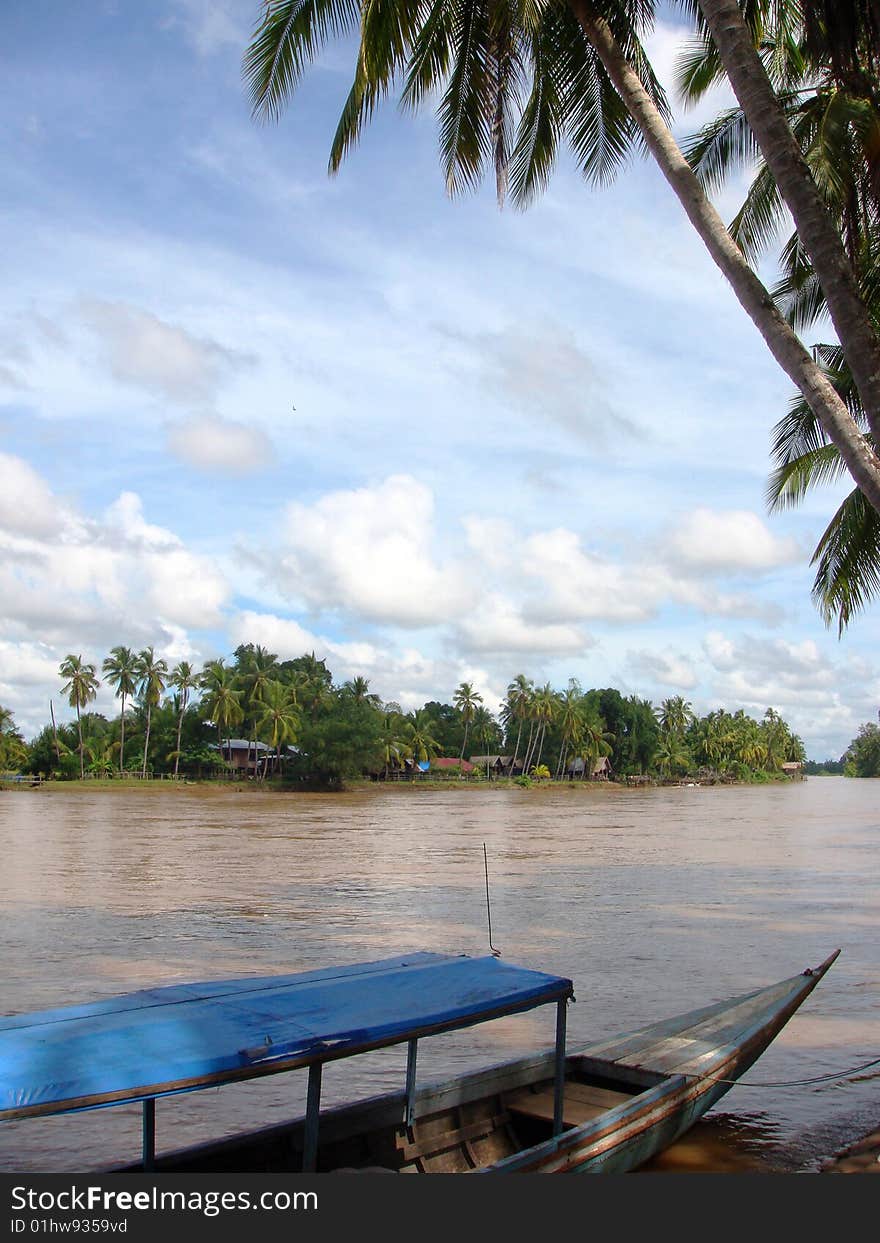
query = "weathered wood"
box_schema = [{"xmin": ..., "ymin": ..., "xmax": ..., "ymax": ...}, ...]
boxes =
[{"xmin": 505, "ymin": 1083, "xmax": 631, "ymax": 1128}]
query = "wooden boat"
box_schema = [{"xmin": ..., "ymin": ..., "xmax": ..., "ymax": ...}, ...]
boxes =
[{"xmin": 0, "ymin": 949, "xmax": 838, "ymax": 1174}]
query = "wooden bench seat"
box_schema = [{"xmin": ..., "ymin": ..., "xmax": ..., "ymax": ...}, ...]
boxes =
[{"xmin": 503, "ymin": 1081, "xmax": 632, "ymax": 1128}]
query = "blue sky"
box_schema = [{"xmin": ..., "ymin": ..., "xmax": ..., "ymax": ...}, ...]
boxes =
[{"xmin": 1, "ymin": 0, "xmax": 877, "ymax": 760}]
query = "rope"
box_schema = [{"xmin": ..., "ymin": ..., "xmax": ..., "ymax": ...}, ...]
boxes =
[{"xmin": 684, "ymin": 1055, "xmax": 880, "ymax": 1089}]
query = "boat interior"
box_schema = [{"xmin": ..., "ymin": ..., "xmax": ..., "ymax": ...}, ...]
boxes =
[{"xmin": 123, "ymin": 1054, "xmax": 669, "ymax": 1174}]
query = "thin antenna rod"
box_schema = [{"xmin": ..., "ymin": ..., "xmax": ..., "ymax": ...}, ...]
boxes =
[{"xmin": 483, "ymin": 842, "xmax": 501, "ymax": 957}]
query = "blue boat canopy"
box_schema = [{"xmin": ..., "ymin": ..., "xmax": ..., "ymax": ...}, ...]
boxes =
[{"xmin": 0, "ymin": 952, "xmax": 573, "ymax": 1122}]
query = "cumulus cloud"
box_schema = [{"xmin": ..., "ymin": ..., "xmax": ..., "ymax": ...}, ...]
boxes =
[
  {"xmin": 456, "ymin": 593, "xmax": 592, "ymax": 656},
  {"xmin": 78, "ymin": 299, "xmax": 251, "ymax": 404},
  {"xmin": 0, "ymin": 453, "xmax": 63, "ymax": 537},
  {"xmin": 0, "ymin": 457, "xmax": 229, "ymax": 650},
  {"xmin": 521, "ymin": 528, "xmax": 654, "ymax": 623},
  {"xmin": 166, "ymin": 414, "xmax": 273, "ymax": 474},
  {"xmin": 666, "ymin": 508, "xmax": 801, "ymax": 574},
  {"xmin": 274, "ymin": 475, "xmax": 477, "ymax": 626}
]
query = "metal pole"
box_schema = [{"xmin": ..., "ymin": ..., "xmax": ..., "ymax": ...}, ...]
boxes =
[
  {"xmin": 303, "ymin": 1062, "xmax": 323, "ymax": 1172},
  {"xmin": 404, "ymin": 1039, "xmax": 418, "ymax": 1126},
  {"xmin": 552, "ymin": 999, "xmax": 567, "ymax": 1136},
  {"xmin": 142, "ymin": 1098, "xmax": 155, "ymax": 1172}
]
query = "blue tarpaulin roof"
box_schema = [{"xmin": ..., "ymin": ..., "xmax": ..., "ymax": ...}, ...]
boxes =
[{"xmin": 0, "ymin": 952, "xmax": 572, "ymax": 1121}]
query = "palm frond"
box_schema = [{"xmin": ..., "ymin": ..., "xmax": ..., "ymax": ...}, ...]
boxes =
[
  {"xmin": 811, "ymin": 487, "xmax": 880, "ymax": 633},
  {"xmin": 244, "ymin": 0, "xmax": 362, "ymax": 122}
]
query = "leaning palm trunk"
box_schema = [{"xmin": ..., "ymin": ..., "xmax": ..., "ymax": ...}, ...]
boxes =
[
  {"xmin": 696, "ymin": 0, "xmax": 880, "ymax": 451},
  {"xmin": 142, "ymin": 707, "xmax": 151, "ymax": 779},
  {"xmin": 119, "ymin": 694, "xmax": 126, "ymax": 774},
  {"xmin": 570, "ymin": 4, "xmax": 880, "ymax": 516},
  {"xmin": 76, "ymin": 705, "xmax": 84, "ymax": 780}
]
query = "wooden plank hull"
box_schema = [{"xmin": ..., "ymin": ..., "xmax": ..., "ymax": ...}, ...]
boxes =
[{"xmin": 117, "ymin": 951, "xmax": 837, "ymax": 1175}]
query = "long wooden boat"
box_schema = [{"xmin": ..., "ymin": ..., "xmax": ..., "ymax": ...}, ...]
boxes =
[{"xmin": 0, "ymin": 949, "xmax": 838, "ymax": 1174}]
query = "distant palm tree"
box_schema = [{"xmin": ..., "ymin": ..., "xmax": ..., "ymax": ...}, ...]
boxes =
[
  {"xmin": 102, "ymin": 646, "xmax": 138, "ymax": 773},
  {"xmin": 503, "ymin": 674, "xmax": 534, "ymax": 774},
  {"xmin": 453, "ymin": 682, "xmax": 483, "ymax": 762},
  {"xmin": 656, "ymin": 696, "xmax": 694, "ymax": 739},
  {"xmin": 59, "ymin": 654, "xmax": 100, "ymax": 779},
  {"xmin": 341, "ymin": 676, "xmax": 381, "ymax": 707},
  {"xmin": 135, "ymin": 647, "xmax": 168, "ymax": 778},
  {"xmin": 168, "ymin": 661, "xmax": 199, "ymax": 778},
  {"xmin": 255, "ymin": 680, "xmax": 300, "ymax": 776},
  {"xmin": 404, "ymin": 710, "xmax": 441, "ymax": 772},
  {"xmin": 201, "ymin": 660, "xmax": 244, "ymax": 765}
]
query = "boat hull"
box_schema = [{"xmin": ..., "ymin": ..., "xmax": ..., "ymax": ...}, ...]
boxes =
[{"xmin": 114, "ymin": 952, "xmax": 838, "ymax": 1175}]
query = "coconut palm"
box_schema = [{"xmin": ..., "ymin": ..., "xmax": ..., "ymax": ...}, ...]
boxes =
[
  {"xmin": 59, "ymin": 655, "xmax": 100, "ymax": 779},
  {"xmin": 340, "ymin": 676, "xmax": 381, "ymax": 707},
  {"xmin": 201, "ymin": 659, "xmax": 245, "ymax": 764},
  {"xmin": 656, "ymin": 696, "xmax": 695, "ymax": 738},
  {"xmin": 168, "ymin": 661, "xmax": 200, "ymax": 778},
  {"xmin": 101, "ymin": 646, "xmax": 138, "ymax": 773},
  {"xmin": 134, "ymin": 648, "xmax": 168, "ymax": 778},
  {"xmin": 523, "ymin": 683, "xmax": 559, "ymax": 773},
  {"xmin": 681, "ymin": 11, "xmax": 880, "ymax": 628},
  {"xmin": 502, "ymin": 674, "xmax": 533, "ymax": 775},
  {"xmin": 404, "ymin": 709, "xmax": 441, "ymax": 770},
  {"xmin": 452, "ymin": 682, "xmax": 483, "ymax": 762},
  {"xmin": 255, "ymin": 680, "xmax": 300, "ymax": 776},
  {"xmin": 244, "ymin": 0, "xmax": 880, "ymax": 533},
  {"xmin": 556, "ymin": 681, "xmax": 585, "ymax": 778}
]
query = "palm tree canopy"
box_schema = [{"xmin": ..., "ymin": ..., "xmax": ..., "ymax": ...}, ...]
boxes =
[{"xmin": 244, "ymin": 0, "xmax": 670, "ymax": 205}]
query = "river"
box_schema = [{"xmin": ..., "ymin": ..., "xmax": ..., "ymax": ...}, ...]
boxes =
[{"xmin": 1, "ymin": 776, "xmax": 877, "ymax": 1173}]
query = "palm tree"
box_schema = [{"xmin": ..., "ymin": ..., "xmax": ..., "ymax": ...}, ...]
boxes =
[
  {"xmin": 134, "ymin": 647, "xmax": 168, "ymax": 778},
  {"xmin": 244, "ymin": 0, "xmax": 880, "ymax": 531},
  {"xmin": 556, "ymin": 681, "xmax": 585, "ymax": 778},
  {"xmin": 102, "ymin": 646, "xmax": 138, "ymax": 773},
  {"xmin": 168, "ymin": 661, "xmax": 199, "ymax": 778},
  {"xmin": 201, "ymin": 659, "xmax": 245, "ymax": 765},
  {"xmin": 255, "ymin": 680, "xmax": 300, "ymax": 776},
  {"xmin": 656, "ymin": 696, "xmax": 695, "ymax": 738},
  {"xmin": 453, "ymin": 681, "xmax": 483, "ymax": 762},
  {"xmin": 404, "ymin": 709, "xmax": 441, "ymax": 772},
  {"xmin": 681, "ymin": 14, "xmax": 880, "ymax": 628},
  {"xmin": 341, "ymin": 675, "xmax": 381, "ymax": 707},
  {"xmin": 59, "ymin": 654, "xmax": 100, "ymax": 779},
  {"xmin": 503, "ymin": 674, "xmax": 533, "ymax": 774},
  {"xmin": 524, "ymin": 683, "xmax": 558, "ymax": 773}
]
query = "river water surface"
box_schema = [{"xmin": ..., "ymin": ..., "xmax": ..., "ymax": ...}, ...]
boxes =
[{"xmin": 1, "ymin": 776, "xmax": 877, "ymax": 1173}]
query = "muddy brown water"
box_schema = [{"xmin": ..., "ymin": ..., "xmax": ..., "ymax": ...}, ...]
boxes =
[{"xmin": 1, "ymin": 776, "xmax": 877, "ymax": 1173}]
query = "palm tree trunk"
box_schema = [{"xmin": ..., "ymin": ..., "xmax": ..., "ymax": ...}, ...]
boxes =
[
  {"xmin": 697, "ymin": 0, "xmax": 880, "ymax": 449},
  {"xmin": 174, "ymin": 704, "xmax": 184, "ymax": 778},
  {"xmin": 142, "ymin": 706, "xmax": 151, "ymax": 779},
  {"xmin": 77, "ymin": 704, "xmax": 83, "ymax": 780},
  {"xmin": 512, "ymin": 719, "xmax": 523, "ymax": 772},
  {"xmin": 569, "ymin": 4, "xmax": 880, "ymax": 515},
  {"xmin": 119, "ymin": 692, "xmax": 126, "ymax": 774}
]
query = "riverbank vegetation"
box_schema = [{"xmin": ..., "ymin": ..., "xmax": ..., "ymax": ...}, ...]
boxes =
[{"xmin": 0, "ymin": 644, "xmax": 815, "ymax": 789}]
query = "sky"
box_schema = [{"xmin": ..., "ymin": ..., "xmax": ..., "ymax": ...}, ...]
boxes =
[{"xmin": 1, "ymin": 0, "xmax": 878, "ymax": 762}]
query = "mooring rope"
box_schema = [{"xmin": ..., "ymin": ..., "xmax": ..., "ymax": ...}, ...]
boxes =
[{"xmin": 685, "ymin": 1054, "xmax": 880, "ymax": 1089}]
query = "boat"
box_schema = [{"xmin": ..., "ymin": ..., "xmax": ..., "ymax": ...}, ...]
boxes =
[{"xmin": 0, "ymin": 948, "xmax": 839, "ymax": 1174}]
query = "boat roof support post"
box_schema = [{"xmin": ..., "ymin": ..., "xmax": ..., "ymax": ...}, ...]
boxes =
[
  {"xmin": 142, "ymin": 1098, "xmax": 155, "ymax": 1172},
  {"xmin": 404, "ymin": 1038, "xmax": 418, "ymax": 1126},
  {"xmin": 303, "ymin": 1062, "xmax": 323, "ymax": 1173},
  {"xmin": 552, "ymin": 999, "xmax": 567, "ymax": 1136}
]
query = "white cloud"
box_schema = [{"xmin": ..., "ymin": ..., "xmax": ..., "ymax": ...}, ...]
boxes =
[
  {"xmin": 0, "ymin": 458, "xmax": 229, "ymax": 660},
  {"xmin": 521, "ymin": 529, "xmax": 655, "ymax": 623},
  {"xmin": 78, "ymin": 299, "xmax": 250, "ymax": 404},
  {"xmin": 274, "ymin": 475, "xmax": 477, "ymax": 626},
  {"xmin": 666, "ymin": 508, "xmax": 801, "ymax": 573},
  {"xmin": 456, "ymin": 593, "xmax": 592, "ymax": 656},
  {"xmin": 0, "ymin": 453, "xmax": 62, "ymax": 537},
  {"xmin": 166, "ymin": 414, "xmax": 273, "ymax": 474}
]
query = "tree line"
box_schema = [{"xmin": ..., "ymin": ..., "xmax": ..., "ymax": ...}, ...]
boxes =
[{"xmin": 0, "ymin": 643, "xmax": 811, "ymax": 786}]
